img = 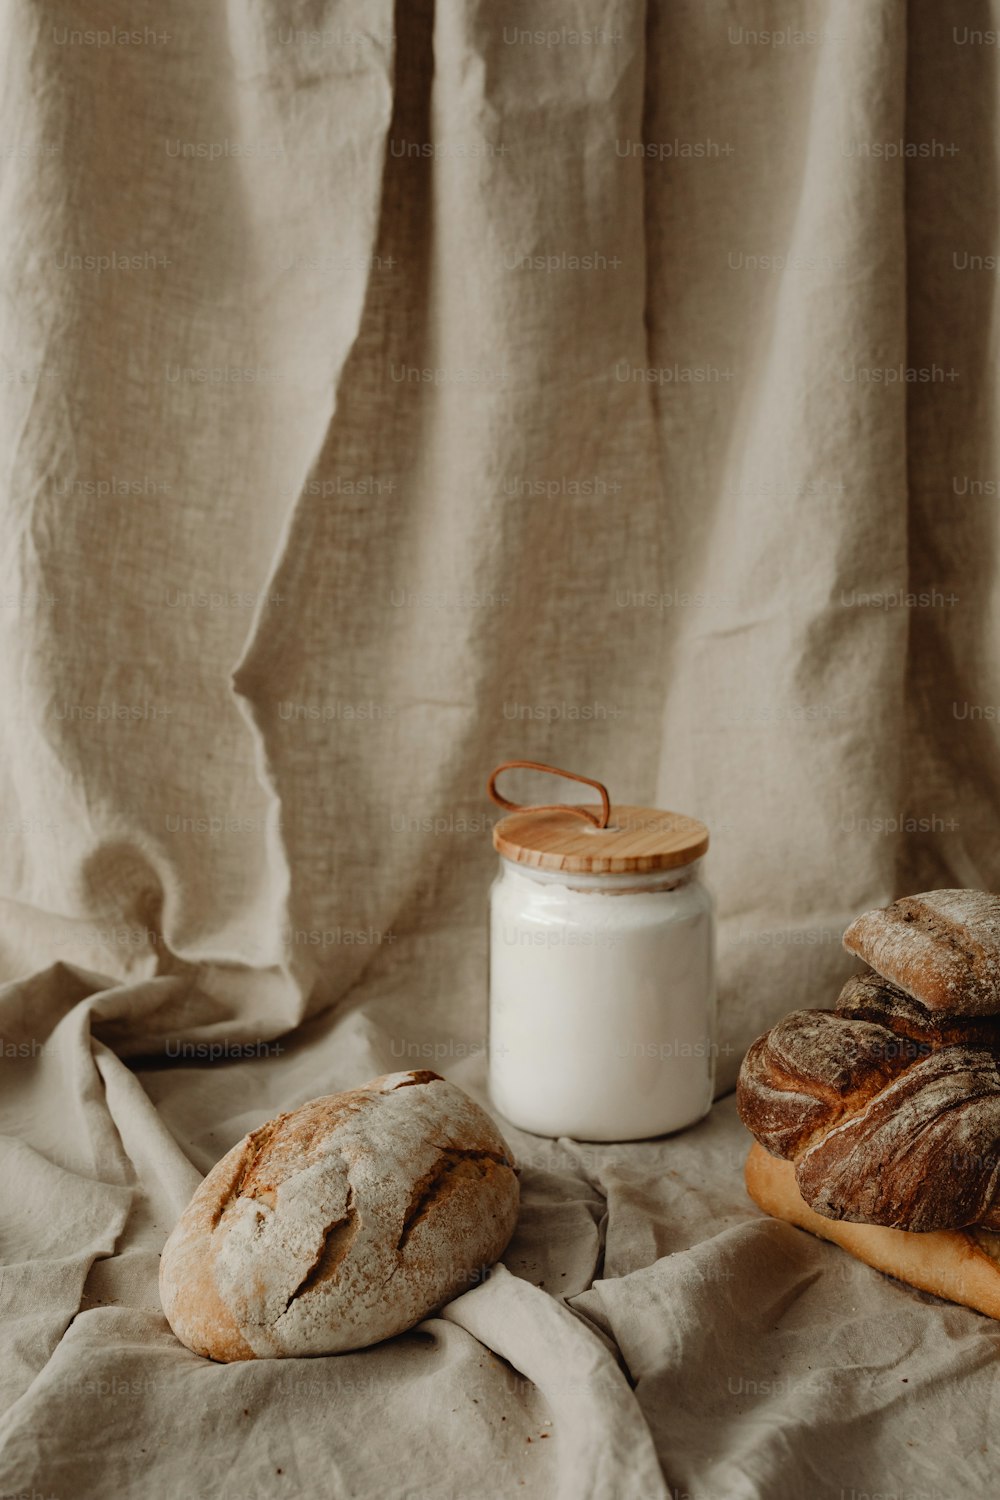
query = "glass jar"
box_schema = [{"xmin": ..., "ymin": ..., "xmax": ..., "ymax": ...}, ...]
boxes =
[{"xmin": 485, "ymin": 765, "xmax": 715, "ymax": 1141}]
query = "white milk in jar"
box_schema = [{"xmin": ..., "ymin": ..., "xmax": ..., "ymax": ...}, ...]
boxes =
[{"xmin": 486, "ymin": 763, "xmax": 714, "ymax": 1141}]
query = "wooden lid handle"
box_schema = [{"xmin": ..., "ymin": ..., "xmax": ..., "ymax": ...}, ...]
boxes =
[{"xmin": 487, "ymin": 760, "xmax": 611, "ymax": 830}]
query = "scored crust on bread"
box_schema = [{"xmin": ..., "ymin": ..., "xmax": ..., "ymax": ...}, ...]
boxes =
[
  {"xmin": 843, "ymin": 890, "xmax": 1000, "ymax": 1015},
  {"xmin": 159, "ymin": 1070, "xmax": 520, "ymax": 1361},
  {"xmin": 745, "ymin": 1142, "xmax": 1000, "ymax": 1321}
]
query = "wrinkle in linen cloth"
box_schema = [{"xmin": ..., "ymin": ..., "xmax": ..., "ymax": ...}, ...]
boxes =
[{"xmin": 1, "ymin": 1, "xmax": 999, "ymax": 1497}]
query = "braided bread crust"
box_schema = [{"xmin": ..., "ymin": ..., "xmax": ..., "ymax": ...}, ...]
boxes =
[{"xmin": 737, "ymin": 971, "xmax": 1000, "ymax": 1231}]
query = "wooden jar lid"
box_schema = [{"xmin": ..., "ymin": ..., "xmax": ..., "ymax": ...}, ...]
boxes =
[{"xmin": 492, "ymin": 803, "xmax": 709, "ymax": 874}]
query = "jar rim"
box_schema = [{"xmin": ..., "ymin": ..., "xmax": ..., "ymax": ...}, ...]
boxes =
[{"xmin": 497, "ymin": 854, "xmax": 701, "ymax": 893}]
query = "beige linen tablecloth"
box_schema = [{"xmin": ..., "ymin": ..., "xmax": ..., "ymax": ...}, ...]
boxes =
[{"xmin": 2, "ymin": 948, "xmax": 999, "ymax": 1500}]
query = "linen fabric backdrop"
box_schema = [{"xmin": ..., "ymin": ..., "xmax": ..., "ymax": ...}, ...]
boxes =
[{"xmin": 2, "ymin": 1, "xmax": 999, "ymax": 1496}]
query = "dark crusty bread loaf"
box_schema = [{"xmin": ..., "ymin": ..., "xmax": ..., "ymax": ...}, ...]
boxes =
[
  {"xmin": 159, "ymin": 1070, "xmax": 520, "ymax": 1361},
  {"xmin": 746, "ymin": 1143, "xmax": 1000, "ymax": 1321},
  {"xmin": 739, "ymin": 891, "xmax": 1000, "ymax": 1315},
  {"xmin": 843, "ymin": 890, "xmax": 1000, "ymax": 1015},
  {"xmin": 737, "ymin": 971, "xmax": 1000, "ymax": 1231}
]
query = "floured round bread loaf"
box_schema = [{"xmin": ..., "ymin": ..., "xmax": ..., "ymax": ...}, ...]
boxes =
[{"xmin": 159, "ymin": 1070, "xmax": 520, "ymax": 1361}]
